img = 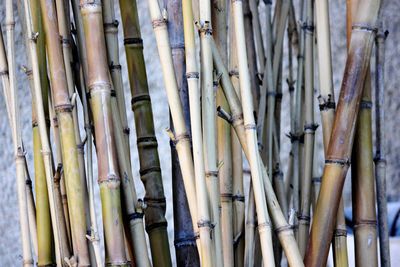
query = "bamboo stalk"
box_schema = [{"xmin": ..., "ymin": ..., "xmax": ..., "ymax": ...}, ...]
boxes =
[
  {"xmin": 21, "ymin": 1, "xmax": 72, "ymax": 264},
  {"xmin": 250, "ymin": 0, "xmax": 265, "ymax": 73},
  {"xmin": 180, "ymin": 0, "xmax": 214, "ymax": 264},
  {"xmin": 80, "ymin": 1, "xmax": 128, "ymax": 265},
  {"xmin": 212, "ymin": 38, "xmax": 304, "ymax": 266},
  {"xmin": 197, "ymin": 1, "xmax": 224, "ymax": 265},
  {"xmin": 231, "ymin": 2, "xmax": 276, "ymax": 266},
  {"xmin": 304, "ymin": 1, "xmax": 382, "ymax": 266},
  {"xmin": 228, "ymin": 10, "xmax": 245, "ymax": 266},
  {"xmin": 211, "ymin": 0, "xmax": 235, "ymax": 265},
  {"xmin": 166, "ymin": 0, "xmax": 200, "ymax": 265},
  {"xmin": 40, "ymin": 0, "xmax": 91, "ymax": 264},
  {"xmin": 0, "ymin": 20, "xmax": 34, "ymax": 267},
  {"xmin": 244, "ymin": 183, "xmax": 256, "ymax": 266},
  {"xmin": 374, "ymin": 28, "xmax": 391, "ymax": 267},
  {"xmin": 297, "ymin": 0, "xmax": 316, "ymax": 256}
]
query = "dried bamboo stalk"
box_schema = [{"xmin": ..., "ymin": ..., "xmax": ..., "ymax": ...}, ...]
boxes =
[{"xmin": 304, "ymin": 1, "xmax": 382, "ymax": 265}]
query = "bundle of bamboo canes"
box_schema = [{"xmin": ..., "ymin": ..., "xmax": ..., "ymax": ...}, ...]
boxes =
[{"xmin": 0, "ymin": 0, "xmax": 392, "ymax": 266}]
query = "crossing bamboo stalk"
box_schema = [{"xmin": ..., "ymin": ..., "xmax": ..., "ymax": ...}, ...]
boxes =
[
  {"xmin": 148, "ymin": 0, "xmax": 204, "ymax": 257},
  {"xmin": 40, "ymin": 0, "xmax": 91, "ymax": 264},
  {"xmin": 180, "ymin": 0, "xmax": 214, "ymax": 264},
  {"xmin": 197, "ymin": 1, "xmax": 224, "ymax": 265},
  {"xmin": 297, "ymin": 0, "xmax": 316, "ymax": 256},
  {"xmin": 167, "ymin": 0, "xmax": 200, "ymax": 265},
  {"xmin": 212, "ymin": 0, "xmax": 235, "ymax": 265},
  {"xmin": 304, "ymin": 1, "xmax": 382, "ymax": 266},
  {"xmin": 212, "ymin": 37, "xmax": 304, "ymax": 267},
  {"xmin": 228, "ymin": 11, "xmax": 246, "ymax": 266},
  {"xmin": 374, "ymin": 28, "xmax": 391, "ymax": 267},
  {"xmin": 0, "ymin": 20, "xmax": 34, "ymax": 267},
  {"xmin": 231, "ymin": 1, "xmax": 276, "ymax": 265},
  {"xmin": 21, "ymin": 0, "xmax": 72, "ymax": 264},
  {"xmin": 80, "ymin": 1, "xmax": 128, "ymax": 265},
  {"xmin": 118, "ymin": 0, "xmax": 173, "ymax": 265}
]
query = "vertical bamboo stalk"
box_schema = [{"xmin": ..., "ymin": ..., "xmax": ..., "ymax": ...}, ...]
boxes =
[
  {"xmin": 231, "ymin": 1, "xmax": 276, "ymax": 266},
  {"xmin": 40, "ymin": 0, "xmax": 91, "ymax": 264},
  {"xmin": 21, "ymin": 0, "xmax": 72, "ymax": 264},
  {"xmin": 180, "ymin": 0, "xmax": 214, "ymax": 264},
  {"xmin": 80, "ymin": 1, "xmax": 128, "ymax": 265},
  {"xmin": 197, "ymin": 1, "xmax": 224, "ymax": 265},
  {"xmin": 304, "ymin": 1, "xmax": 382, "ymax": 266},
  {"xmin": 0, "ymin": 17, "xmax": 34, "ymax": 266},
  {"xmin": 228, "ymin": 10, "xmax": 245, "ymax": 266},
  {"xmin": 249, "ymin": 0, "xmax": 265, "ymax": 73},
  {"xmin": 297, "ymin": 0, "xmax": 316, "ymax": 256},
  {"xmin": 244, "ymin": 183, "xmax": 256, "ymax": 266},
  {"xmin": 374, "ymin": 28, "xmax": 391, "ymax": 267},
  {"xmin": 167, "ymin": 0, "xmax": 200, "ymax": 265}
]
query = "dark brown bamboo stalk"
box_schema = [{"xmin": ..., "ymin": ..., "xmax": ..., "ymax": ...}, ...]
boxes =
[
  {"xmin": 119, "ymin": 1, "xmax": 171, "ymax": 265},
  {"xmin": 374, "ymin": 28, "xmax": 391, "ymax": 267},
  {"xmin": 304, "ymin": 1, "xmax": 382, "ymax": 266},
  {"xmin": 167, "ymin": 0, "xmax": 200, "ymax": 265},
  {"xmin": 80, "ymin": 1, "xmax": 127, "ymax": 265}
]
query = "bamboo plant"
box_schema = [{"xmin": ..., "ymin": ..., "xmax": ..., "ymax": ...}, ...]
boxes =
[{"xmin": 305, "ymin": 1, "xmax": 382, "ymax": 266}]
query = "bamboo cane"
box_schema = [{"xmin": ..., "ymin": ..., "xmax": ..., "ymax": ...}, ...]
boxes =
[
  {"xmin": 231, "ymin": 2, "xmax": 276, "ymax": 266},
  {"xmin": 211, "ymin": 0, "xmax": 235, "ymax": 265},
  {"xmin": 0, "ymin": 21, "xmax": 34, "ymax": 267},
  {"xmin": 228, "ymin": 10, "xmax": 246, "ymax": 266},
  {"xmin": 244, "ymin": 183, "xmax": 256, "ymax": 266},
  {"xmin": 102, "ymin": 0, "xmax": 130, "ymax": 152},
  {"xmin": 180, "ymin": 0, "xmax": 214, "ymax": 264},
  {"xmin": 166, "ymin": 0, "xmax": 201, "ymax": 265},
  {"xmin": 21, "ymin": 0, "xmax": 72, "ymax": 264},
  {"xmin": 197, "ymin": 1, "xmax": 224, "ymax": 265},
  {"xmin": 118, "ymin": 0, "xmax": 173, "ymax": 265},
  {"xmin": 40, "ymin": 0, "xmax": 91, "ymax": 264},
  {"xmin": 250, "ymin": 0, "xmax": 265, "ymax": 73},
  {"xmin": 304, "ymin": 1, "xmax": 382, "ymax": 266},
  {"xmin": 297, "ymin": 0, "xmax": 316, "ymax": 256},
  {"xmin": 374, "ymin": 28, "xmax": 391, "ymax": 267},
  {"xmin": 212, "ymin": 37, "xmax": 304, "ymax": 266},
  {"xmin": 80, "ymin": 1, "xmax": 128, "ymax": 265}
]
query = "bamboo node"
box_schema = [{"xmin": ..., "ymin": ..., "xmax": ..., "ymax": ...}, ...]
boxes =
[
  {"xmin": 217, "ymin": 106, "xmax": 233, "ymax": 123},
  {"xmin": 197, "ymin": 220, "xmax": 214, "ymax": 229},
  {"xmin": 146, "ymin": 221, "xmax": 169, "ymax": 233},
  {"xmin": 29, "ymin": 32, "xmax": 39, "ymax": 42},
  {"xmin": 110, "ymin": 90, "xmax": 117, "ymax": 97},
  {"xmin": 360, "ymin": 100, "xmax": 373, "ymax": 109},
  {"xmin": 325, "ymin": 158, "xmax": 350, "ymax": 166},
  {"xmin": 373, "ymin": 154, "xmax": 386, "ymax": 163},
  {"xmin": 334, "ymin": 229, "xmax": 347, "ymax": 237},
  {"xmin": 354, "ymin": 219, "xmax": 378, "ymax": 228},
  {"xmin": 152, "ymin": 18, "xmax": 167, "ymax": 29},
  {"xmin": 127, "ymin": 212, "xmax": 144, "ymax": 221},
  {"xmin": 275, "ymin": 224, "xmax": 293, "ymax": 234},
  {"xmin": 123, "ymin": 37, "xmax": 143, "ymax": 46},
  {"xmin": 297, "ymin": 214, "xmax": 311, "ymax": 224},
  {"xmin": 131, "ymin": 94, "xmax": 151, "ymax": 109},
  {"xmin": 104, "ymin": 20, "xmax": 119, "ymax": 30},
  {"xmin": 232, "ymin": 194, "xmax": 245, "ymax": 202},
  {"xmin": 0, "ymin": 70, "xmax": 8, "ymax": 76},
  {"xmin": 244, "ymin": 123, "xmax": 257, "ymax": 130},
  {"xmin": 286, "ymin": 132, "xmax": 304, "ymax": 143},
  {"xmin": 221, "ymin": 193, "xmax": 233, "ymax": 202},
  {"xmin": 109, "ymin": 63, "xmax": 122, "ymax": 71},
  {"xmin": 301, "ymin": 22, "xmax": 315, "ymax": 34},
  {"xmin": 186, "ymin": 72, "xmax": 199, "ymax": 79},
  {"xmin": 318, "ymin": 95, "xmax": 336, "ymax": 111},
  {"xmin": 174, "ymin": 235, "xmax": 197, "ymax": 247},
  {"xmin": 54, "ymin": 104, "xmax": 73, "ymax": 113},
  {"xmin": 143, "ymin": 197, "xmax": 166, "ymax": 207},
  {"xmin": 376, "ymin": 30, "xmax": 389, "ymax": 41},
  {"xmin": 304, "ymin": 123, "xmax": 319, "ymax": 133},
  {"xmin": 195, "ymin": 21, "xmax": 212, "ymax": 35},
  {"xmin": 229, "ymin": 70, "xmax": 239, "ymax": 77},
  {"xmin": 262, "ymin": 0, "xmax": 272, "ymax": 5},
  {"xmin": 258, "ymin": 222, "xmax": 271, "ymax": 233},
  {"xmin": 312, "ymin": 177, "xmax": 322, "ymax": 184},
  {"xmin": 352, "ymin": 23, "xmax": 378, "ymax": 34},
  {"xmin": 205, "ymin": 171, "xmax": 219, "ymax": 178}
]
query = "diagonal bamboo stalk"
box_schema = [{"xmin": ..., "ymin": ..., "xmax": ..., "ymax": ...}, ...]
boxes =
[
  {"xmin": 80, "ymin": 1, "xmax": 128, "ymax": 265},
  {"xmin": 304, "ymin": 1, "xmax": 382, "ymax": 266},
  {"xmin": 198, "ymin": 1, "xmax": 223, "ymax": 265},
  {"xmin": 166, "ymin": 0, "xmax": 200, "ymax": 265},
  {"xmin": 40, "ymin": 0, "xmax": 91, "ymax": 264},
  {"xmin": 374, "ymin": 27, "xmax": 391, "ymax": 267}
]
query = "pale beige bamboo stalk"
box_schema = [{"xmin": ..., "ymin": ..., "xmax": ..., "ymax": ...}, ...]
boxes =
[
  {"xmin": 0, "ymin": 17, "xmax": 34, "ymax": 266},
  {"xmin": 147, "ymin": 0, "xmax": 201, "ymax": 258},
  {"xmin": 231, "ymin": 2, "xmax": 276, "ymax": 266},
  {"xmin": 249, "ymin": 0, "xmax": 265, "ymax": 72},
  {"xmin": 244, "ymin": 183, "xmax": 256, "ymax": 266},
  {"xmin": 198, "ymin": 2, "xmax": 223, "ymax": 265},
  {"xmin": 181, "ymin": 0, "xmax": 214, "ymax": 264}
]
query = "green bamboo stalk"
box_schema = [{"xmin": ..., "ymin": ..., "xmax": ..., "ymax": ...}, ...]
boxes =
[
  {"xmin": 118, "ymin": 1, "xmax": 173, "ymax": 265},
  {"xmin": 304, "ymin": 1, "xmax": 382, "ymax": 265},
  {"xmin": 166, "ymin": 0, "xmax": 200, "ymax": 265},
  {"xmin": 80, "ymin": 1, "xmax": 128, "ymax": 265},
  {"xmin": 228, "ymin": 11, "xmax": 245, "ymax": 266},
  {"xmin": 0, "ymin": 20, "xmax": 34, "ymax": 266},
  {"xmin": 297, "ymin": 0, "xmax": 316, "ymax": 256},
  {"xmin": 40, "ymin": 0, "xmax": 91, "ymax": 264},
  {"xmin": 374, "ymin": 28, "xmax": 391, "ymax": 267},
  {"xmin": 351, "ymin": 72, "xmax": 378, "ymax": 267}
]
